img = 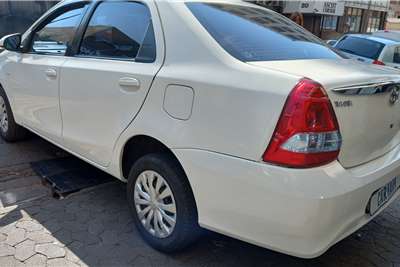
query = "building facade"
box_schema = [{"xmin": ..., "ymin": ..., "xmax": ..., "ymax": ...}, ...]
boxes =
[
  {"xmin": 255, "ymin": 1, "xmax": 390, "ymax": 39},
  {"xmin": 388, "ymin": 0, "xmax": 400, "ymax": 18},
  {"xmin": 0, "ymin": 1, "xmax": 57, "ymax": 38},
  {"xmin": 339, "ymin": 1, "xmax": 389, "ymax": 34},
  {"xmin": 386, "ymin": 0, "xmax": 400, "ymax": 29}
]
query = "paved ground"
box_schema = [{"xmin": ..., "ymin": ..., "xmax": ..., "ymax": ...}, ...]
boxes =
[{"xmin": 0, "ymin": 136, "xmax": 400, "ymax": 267}]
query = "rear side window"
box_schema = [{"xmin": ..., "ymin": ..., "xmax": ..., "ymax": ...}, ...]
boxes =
[
  {"xmin": 79, "ymin": 1, "xmax": 156, "ymax": 62},
  {"xmin": 335, "ymin": 36, "xmax": 384, "ymax": 59},
  {"xmin": 187, "ymin": 3, "xmax": 340, "ymax": 62},
  {"xmin": 393, "ymin": 47, "xmax": 400, "ymax": 63}
]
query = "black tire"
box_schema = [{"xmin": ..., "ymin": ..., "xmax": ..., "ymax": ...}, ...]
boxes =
[
  {"xmin": 0, "ymin": 86, "xmax": 28, "ymax": 142},
  {"xmin": 127, "ymin": 153, "xmax": 200, "ymax": 252}
]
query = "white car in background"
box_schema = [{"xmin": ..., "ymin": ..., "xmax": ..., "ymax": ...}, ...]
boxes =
[
  {"xmin": 1, "ymin": 0, "xmax": 400, "ymax": 259},
  {"xmin": 372, "ymin": 30, "xmax": 400, "ymax": 41},
  {"xmin": 334, "ymin": 34, "xmax": 400, "ymax": 69}
]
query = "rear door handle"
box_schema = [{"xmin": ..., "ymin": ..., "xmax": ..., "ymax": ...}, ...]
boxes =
[
  {"xmin": 118, "ymin": 77, "xmax": 140, "ymax": 91},
  {"xmin": 45, "ymin": 69, "xmax": 57, "ymax": 78}
]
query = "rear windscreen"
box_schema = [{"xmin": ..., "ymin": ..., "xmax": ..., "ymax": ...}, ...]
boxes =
[
  {"xmin": 335, "ymin": 36, "xmax": 384, "ymax": 59},
  {"xmin": 187, "ymin": 3, "xmax": 341, "ymax": 62}
]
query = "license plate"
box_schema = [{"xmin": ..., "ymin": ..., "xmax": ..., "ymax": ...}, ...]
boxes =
[{"xmin": 369, "ymin": 177, "xmax": 400, "ymax": 215}]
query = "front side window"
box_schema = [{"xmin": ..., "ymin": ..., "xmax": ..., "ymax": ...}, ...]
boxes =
[
  {"xmin": 187, "ymin": 3, "xmax": 340, "ymax": 62},
  {"xmin": 78, "ymin": 1, "xmax": 156, "ymax": 62},
  {"xmin": 335, "ymin": 36, "xmax": 384, "ymax": 59},
  {"xmin": 31, "ymin": 4, "xmax": 88, "ymax": 55}
]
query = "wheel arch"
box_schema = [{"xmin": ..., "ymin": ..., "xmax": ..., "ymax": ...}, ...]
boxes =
[
  {"xmin": 0, "ymin": 81, "xmax": 16, "ymax": 115},
  {"xmin": 120, "ymin": 134, "xmax": 199, "ymax": 212},
  {"xmin": 120, "ymin": 135, "xmax": 188, "ymax": 181}
]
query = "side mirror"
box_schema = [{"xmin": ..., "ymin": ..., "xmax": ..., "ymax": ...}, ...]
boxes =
[
  {"xmin": 0, "ymin": 33, "xmax": 22, "ymax": 52},
  {"xmin": 326, "ymin": 40, "xmax": 338, "ymax": 46}
]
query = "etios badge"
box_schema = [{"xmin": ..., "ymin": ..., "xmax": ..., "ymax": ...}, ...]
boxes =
[{"xmin": 389, "ymin": 86, "xmax": 400, "ymax": 105}]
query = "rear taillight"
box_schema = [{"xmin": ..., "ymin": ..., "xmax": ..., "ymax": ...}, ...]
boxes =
[
  {"xmin": 263, "ymin": 79, "xmax": 342, "ymax": 168},
  {"xmin": 373, "ymin": 59, "xmax": 385, "ymax": 66}
]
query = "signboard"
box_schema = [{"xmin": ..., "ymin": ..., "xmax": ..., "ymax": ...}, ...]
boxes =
[{"xmin": 283, "ymin": 1, "xmax": 345, "ymax": 16}]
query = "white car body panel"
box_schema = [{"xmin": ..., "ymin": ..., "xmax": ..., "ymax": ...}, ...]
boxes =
[
  {"xmin": 3, "ymin": 53, "xmax": 66, "ymax": 142},
  {"xmin": 173, "ymin": 145, "xmax": 400, "ymax": 258},
  {"xmin": 59, "ymin": 58, "xmax": 161, "ymax": 166},
  {"xmin": 384, "ymin": 61, "xmax": 400, "ymax": 69},
  {"xmin": 1, "ymin": 0, "xmax": 400, "ymax": 259}
]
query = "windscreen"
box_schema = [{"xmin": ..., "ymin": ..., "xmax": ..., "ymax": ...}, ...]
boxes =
[
  {"xmin": 335, "ymin": 36, "xmax": 385, "ymax": 59},
  {"xmin": 187, "ymin": 2, "xmax": 341, "ymax": 62}
]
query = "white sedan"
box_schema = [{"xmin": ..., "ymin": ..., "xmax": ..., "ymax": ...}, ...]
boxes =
[
  {"xmin": 334, "ymin": 33, "xmax": 400, "ymax": 69},
  {"xmin": 1, "ymin": 0, "xmax": 400, "ymax": 259}
]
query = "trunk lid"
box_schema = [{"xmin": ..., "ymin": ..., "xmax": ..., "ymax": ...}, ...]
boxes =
[{"xmin": 250, "ymin": 59, "xmax": 400, "ymax": 168}]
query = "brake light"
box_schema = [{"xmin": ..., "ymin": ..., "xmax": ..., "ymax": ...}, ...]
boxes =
[
  {"xmin": 263, "ymin": 79, "xmax": 342, "ymax": 168},
  {"xmin": 373, "ymin": 60, "xmax": 385, "ymax": 66}
]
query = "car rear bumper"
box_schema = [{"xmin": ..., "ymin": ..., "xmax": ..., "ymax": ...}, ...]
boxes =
[{"xmin": 173, "ymin": 146, "xmax": 400, "ymax": 258}]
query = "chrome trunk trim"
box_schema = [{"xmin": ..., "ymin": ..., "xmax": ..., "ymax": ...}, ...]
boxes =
[{"xmin": 331, "ymin": 80, "xmax": 400, "ymax": 95}]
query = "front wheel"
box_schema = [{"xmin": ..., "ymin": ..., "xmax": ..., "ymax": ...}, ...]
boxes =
[
  {"xmin": 127, "ymin": 153, "xmax": 200, "ymax": 252},
  {"xmin": 0, "ymin": 86, "xmax": 28, "ymax": 142}
]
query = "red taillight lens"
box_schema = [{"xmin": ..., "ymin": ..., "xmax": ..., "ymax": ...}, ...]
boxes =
[
  {"xmin": 263, "ymin": 79, "xmax": 342, "ymax": 168},
  {"xmin": 373, "ymin": 60, "xmax": 385, "ymax": 66}
]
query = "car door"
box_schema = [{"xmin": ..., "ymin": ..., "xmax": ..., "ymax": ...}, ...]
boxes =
[
  {"xmin": 60, "ymin": 1, "xmax": 163, "ymax": 167},
  {"xmin": 7, "ymin": 2, "xmax": 89, "ymax": 142}
]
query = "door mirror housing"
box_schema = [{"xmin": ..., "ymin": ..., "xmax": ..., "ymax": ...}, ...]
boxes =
[
  {"xmin": 326, "ymin": 40, "xmax": 337, "ymax": 46},
  {"xmin": 0, "ymin": 33, "xmax": 22, "ymax": 52}
]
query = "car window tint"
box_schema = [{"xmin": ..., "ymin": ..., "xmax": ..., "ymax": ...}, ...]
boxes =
[
  {"xmin": 79, "ymin": 2, "xmax": 156, "ymax": 62},
  {"xmin": 335, "ymin": 36, "xmax": 384, "ymax": 59},
  {"xmin": 187, "ymin": 3, "xmax": 341, "ymax": 62},
  {"xmin": 394, "ymin": 47, "xmax": 400, "ymax": 64},
  {"xmin": 31, "ymin": 5, "xmax": 87, "ymax": 55}
]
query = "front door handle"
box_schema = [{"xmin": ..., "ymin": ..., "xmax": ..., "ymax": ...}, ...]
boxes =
[
  {"xmin": 45, "ymin": 69, "xmax": 57, "ymax": 78},
  {"xmin": 118, "ymin": 77, "xmax": 140, "ymax": 91}
]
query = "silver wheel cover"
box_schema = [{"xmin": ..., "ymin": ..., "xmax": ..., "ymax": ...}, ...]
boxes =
[{"xmin": 134, "ymin": 170, "xmax": 177, "ymax": 238}]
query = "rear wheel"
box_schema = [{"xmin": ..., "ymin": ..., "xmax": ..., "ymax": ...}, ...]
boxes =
[
  {"xmin": 127, "ymin": 153, "xmax": 200, "ymax": 252},
  {"xmin": 0, "ymin": 86, "xmax": 28, "ymax": 142}
]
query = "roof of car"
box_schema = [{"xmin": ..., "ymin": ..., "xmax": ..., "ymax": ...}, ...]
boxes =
[
  {"xmin": 344, "ymin": 34, "xmax": 399, "ymax": 45},
  {"xmin": 375, "ymin": 30, "xmax": 400, "ymax": 33},
  {"xmin": 371, "ymin": 31, "xmax": 400, "ymax": 42}
]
